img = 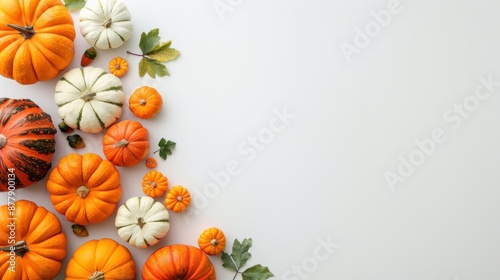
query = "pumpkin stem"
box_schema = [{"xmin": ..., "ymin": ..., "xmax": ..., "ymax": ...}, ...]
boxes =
[
  {"xmin": 77, "ymin": 186, "xmax": 90, "ymax": 198},
  {"xmin": 89, "ymin": 271, "xmax": 105, "ymax": 280},
  {"xmin": 80, "ymin": 90, "xmax": 96, "ymax": 102},
  {"xmin": 103, "ymin": 18, "xmax": 113, "ymax": 28},
  {"xmin": 114, "ymin": 139, "xmax": 129, "ymax": 148},
  {"xmin": 177, "ymin": 195, "xmax": 183, "ymax": 202},
  {"xmin": 137, "ymin": 217, "xmax": 146, "ymax": 228},
  {"xmin": 149, "ymin": 182, "xmax": 157, "ymax": 191},
  {"xmin": 7, "ymin": 24, "xmax": 35, "ymax": 39},
  {"xmin": 0, "ymin": 134, "xmax": 6, "ymax": 149},
  {"xmin": 0, "ymin": 240, "xmax": 29, "ymax": 257},
  {"xmin": 210, "ymin": 238, "xmax": 219, "ymax": 246}
]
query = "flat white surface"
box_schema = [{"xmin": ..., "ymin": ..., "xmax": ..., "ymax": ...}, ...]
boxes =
[{"xmin": 1, "ymin": 0, "xmax": 500, "ymax": 279}]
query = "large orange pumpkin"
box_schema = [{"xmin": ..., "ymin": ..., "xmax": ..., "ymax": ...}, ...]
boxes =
[
  {"xmin": 46, "ymin": 153, "xmax": 122, "ymax": 225},
  {"xmin": 65, "ymin": 238, "xmax": 136, "ymax": 280},
  {"xmin": 102, "ymin": 120, "xmax": 150, "ymax": 167},
  {"xmin": 0, "ymin": 200, "xmax": 67, "ymax": 279},
  {"xmin": 142, "ymin": 244, "xmax": 216, "ymax": 280},
  {"xmin": 0, "ymin": 98, "xmax": 57, "ymax": 191},
  {"xmin": 0, "ymin": 0, "xmax": 76, "ymax": 84}
]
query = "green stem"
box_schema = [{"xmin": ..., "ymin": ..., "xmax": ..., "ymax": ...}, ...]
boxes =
[{"xmin": 126, "ymin": 51, "xmax": 145, "ymax": 57}]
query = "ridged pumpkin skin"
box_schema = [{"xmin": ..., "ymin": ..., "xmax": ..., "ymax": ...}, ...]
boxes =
[
  {"xmin": 142, "ymin": 170, "xmax": 168, "ymax": 197},
  {"xmin": 0, "ymin": 98, "xmax": 56, "ymax": 191},
  {"xmin": 0, "ymin": 200, "xmax": 67, "ymax": 279},
  {"xmin": 0, "ymin": 0, "xmax": 76, "ymax": 84},
  {"xmin": 55, "ymin": 66, "xmax": 125, "ymax": 133},
  {"xmin": 65, "ymin": 238, "xmax": 136, "ymax": 280},
  {"xmin": 46, "ymin": 153, "xmax": 122, "ymax": 225},
  {"xmin": 129, "ymin": 86, "xmax": 163, "ymax": 119},
  {"xmin": 102, "ymin": 120, "xmax": 150, "ymax": 167},
  {"xmin": 142, "ymin": 244, "xmax": 216, "ymax": 280}
]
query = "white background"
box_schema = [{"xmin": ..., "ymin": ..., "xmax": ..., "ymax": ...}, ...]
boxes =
[{"xmin": 1, "ymin": 0, "xmax": 500, "ymax": 279}]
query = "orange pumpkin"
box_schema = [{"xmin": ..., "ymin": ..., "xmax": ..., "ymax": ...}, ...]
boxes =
[
  {"xmin": 0, "ymin": 200, "xmax": 67, "ymax": 279},
  {"xmin": 46, "ymin": 153, "xmax": 122, "ymax": 225},
  {"xmin": 145, "ymin": 157, "xmax": 157, "ymax": 168},
  {"xmin": 142, "ymin": 170, "xmax": 169, "ymax": 197},
  {"xmin": 164, "ymin": 186, "xmax": 191, "ymax": 213},
  {"xmin": 142, "ymin": 244, "xmax": 216, "ymax": 280},
  {"xmin": 0, "ymin": 0, "xmax": 76, "ymax": 84},
  {"xmin": 128, "ymin": 86, "xmax": 163, "ymax": 119},
  {"xmin": 0, "ymin": 98, "xmax": 57, "ymax": 191},
  {"xmin": 108, "ymin": 56, "xmax": 128, "ymax": 77},
  {"xmin": 102, "ymin": 120, "xmax": 150, "ymax": 167},
  {"xmin": 198, "ymin": 227, "xmax": 226, "ymax": 256},
  {"xmin": 65, "ymin": 238, "xmax": 136, "ymax": 280}
]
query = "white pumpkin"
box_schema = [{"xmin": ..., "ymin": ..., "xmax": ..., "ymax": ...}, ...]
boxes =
[
  {"xmin": 79, "ymin": 0, "xmax": 133, "ymax": 49},
  {"xmin": 55, "ymin": 67, "xmax": 125, "ymax": 133},
  {"xmin": 115, "ymin": 196, "xmax": 170, "ymax": 248}
]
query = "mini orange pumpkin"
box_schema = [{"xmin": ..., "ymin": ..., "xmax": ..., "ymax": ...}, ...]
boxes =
[
  {"xmin": 129, "ymin": 86, "xmax": 163, "ymax": 119},
  {"xmin": 0, "ymin": 0, "xmax": 76, "ymax": 84},
  {"xmin": 102, "ymin": 120, "xmax": 150, "ymax": 167},
  {"xmin": 142, "ymin": 170, "xmax": 169, "ymax": 197},
  {"xmin": 0, "ymin": 200, "xmax": 67, "ymax": 279},
  {"xmin": 145, "ymin": 157, "xmax": 157, "ymax": 168},
  {"xmin": 46, "ymin": 153, "xmax": 122, "ymax": 225},
  {"xmin": 109, "ymin": 56, "xmax": 128, "ymax": 77},
  {"xmin": 198, "ymin": 227, "xmax": 226, "ymax": 255},
  {"xmin": 164, "ymin": 186, "xmax": 191, "ymax": 213},
  {"xmin": 65, "ymin": 238, "xmax": 136, "ymax": 280}
]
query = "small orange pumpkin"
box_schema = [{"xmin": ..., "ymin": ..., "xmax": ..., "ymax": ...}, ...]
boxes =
[
  {"xmin": 129, "ymin": 86, "xmax": 163, "ymax": 119},
  {"xmin": 0, "ymin": 0, "xmax": 76, "ymax": 84},
  {"xmin": 198, "ymin": 227, "xmax": 226, "ymax": 255},
  {"xmin": 145, "ymin": 157, "xmax": 157, "ymax": 168},
  {"xmin": 65, "ymin": 238, "xmax": 136, "ymax": 280},
  {"xmin": 102, "ymin": 120, "xmax": 150, "ymax": 167},
  {"xmin": 142, "ymin": 170, "xmax": 169, "ymax": 197},
  {"xmin": 109, "ymin": 56, "xmax": 128, "ymax": 77},
  {"xmin": 46, "ymin": 153, "xmax": 122, "ymax": 225},
  {"xmin": 164, "ymin": 185, "xmax": 191, "ymax": 213}
]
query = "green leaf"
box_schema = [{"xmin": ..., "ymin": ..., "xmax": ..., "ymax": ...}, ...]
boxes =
[
  {"xmin": 242, "ymin": 264, "xmax": 274, "ymax": 280},
  {"xmin": 221, "ymin": 251, "xmax": 237, "ymax": 271},
  {"xmin": 139, "ymin": 57, "xmax": 169, "ymax": 78},
  {"xmin": 147, "ymin": 44, "xmax": 180, "ymax": 63},
  {"xmin": 231, "ymin": 238, "xmax": 253, "ymax": 269},
  {"xmin": 155, "ymin": 138, "xmax": 176, "ymax": 160},
  {"xmin": 64, "ymin": 0, "xmax": 86, "ymax": 10},
  {"xmin": 139, "ymin": 29, "xmax": 161, "ymax": 54}
]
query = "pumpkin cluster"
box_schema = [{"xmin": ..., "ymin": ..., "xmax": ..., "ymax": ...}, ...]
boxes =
[{"xmin": 0, "ymin": 0, "xmax": 233, "ymax": 279}]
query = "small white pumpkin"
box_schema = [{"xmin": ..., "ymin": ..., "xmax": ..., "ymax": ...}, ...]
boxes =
[
  {"xmin": 115, "ymin": 196, "xmax": 170, "ymax": 249},
  {"xmin": 79, "ymin": 0, "xmax": 133, "ymax": 49},
  {"xmin": 55, "ymin": 67, "xmax": 125, "ymax": 133}
]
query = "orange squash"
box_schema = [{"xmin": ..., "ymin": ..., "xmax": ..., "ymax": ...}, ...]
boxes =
[
  {"xmin": 0, "ymin": 98, "xmax": 57, "ymax": 191},
  {"xmin": 164, "ymin": 185, "xmax": 191, "ymax": 213},
  {"xmin": 198, "ymin": 227, "xmax": 226, "ymax": 256},
  {"xmin": 142, "ymin": 170, "xmax": 169, "ymax": 197},
  {"xmin": 108, "ymin": 56, "xmax": 128, "ymax": 77},
  {"xmin": 65, "ymin": 238, "xmax": 136, "ymax": 280},
  {"xmin": 0, "ymin": 0, "xmax": 76, "ymax": 84},
  {"xmin": 102, "ymin": 120, "xmax": 150, "ymax": 167},
  {"xmin": 142, "ymin": 244, "xmax": 216, "ymax": 280},
  {"xmin": 129, "ymin": 86, "xmax": 163, "ymax": 119},
  {"xmin": 0, "ymin": 200, "xmax": 67, "ymax": 279},
  {"xmin": 46, "ymin": 153, "xmax": 122, "ymax": 225}
]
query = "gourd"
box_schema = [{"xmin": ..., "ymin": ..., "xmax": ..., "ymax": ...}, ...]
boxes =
[
  {"xmin": 164, "ymin": 186, "xmax": 191, "ymax": 213},
  {"xmin": 102, "ymin": 120, "xmax": 150, "ymax": 167},
  {"xmin": 142, "ymin": 244, "xmax": 216, "ymax": 280},
  {"xmin": 79, "ymin": 0, "xmax": 133, "ymax": 49},
  {"xmin": 0, "ymin": 0, "xmax": 76, "ymax": 84},
  {"xmin": 55, "ymin": 66, "xmax": 125, "ymax": 133},
  {"xmin": 0, "ymin": 98, "xmax": 56, "ymax": 191},
  {"xmin": 142, "ymin": 170, "xmax": 168, "ymax": 197},
  {"xmin": 109, "ymin": 56, "xmax": 128, "ymax": 77},
  {"xmin": 46, "ymin": 153, "xmax": 122, "ymax": 225},
  {"xmin": 0, "ymin": 200, "xmax": 67, "ymax": 279},
  {"xmin": 115, "ymin": 196, "xmax": 170, "ymax": 248},
  {"xmin": 129, "ymin": 86, "xmax": 163, "ymax": 119},
  {"xmin": 65, "ymin": 238, "xmax": 136, "ymax": 280},
  {"xmin": 198, "ymin": 227, "xmax": 226, "ymax": 256}
]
